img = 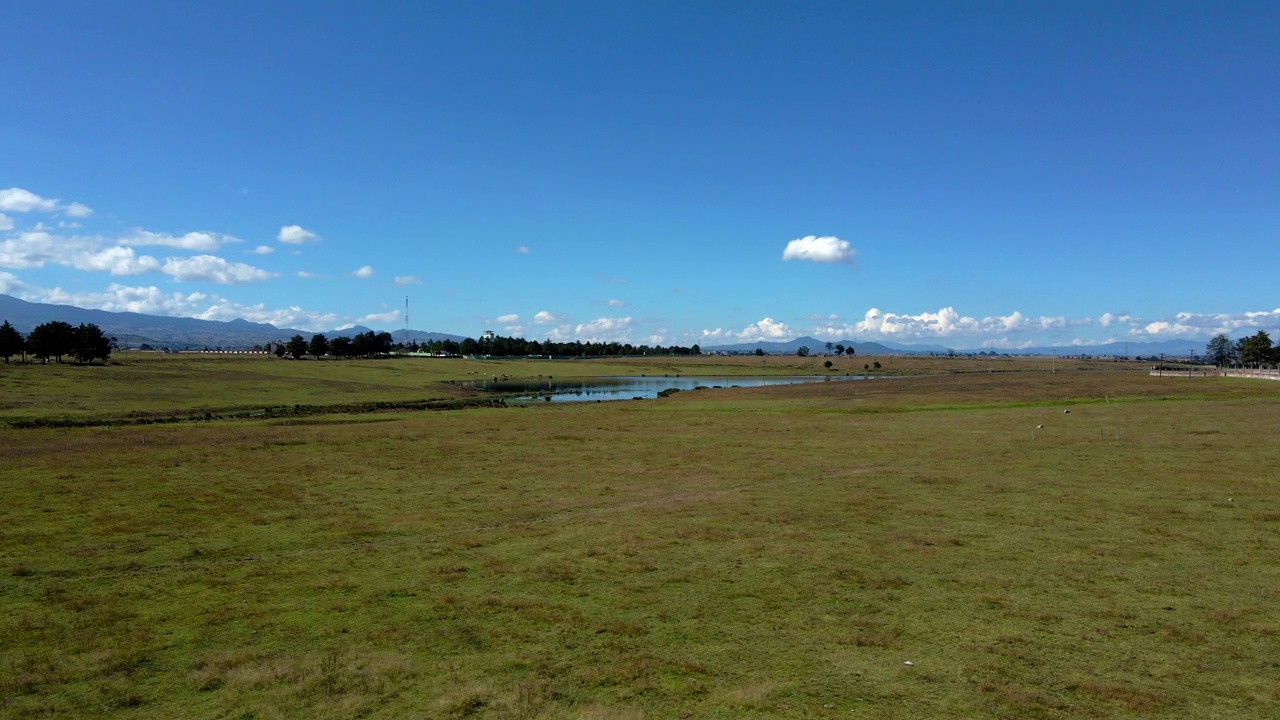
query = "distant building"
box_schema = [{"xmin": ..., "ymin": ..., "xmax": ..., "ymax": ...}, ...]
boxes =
[{"xmin": 482, "ymin": 330, "xmax": 495, "ymax": 341}]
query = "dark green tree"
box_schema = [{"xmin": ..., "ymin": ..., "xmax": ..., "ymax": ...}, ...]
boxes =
[
  {"xmin": 1235, "ymin": 330, "xmax": 1273, "ymax": 366},
  {"xmin": 796, "ymin": 346, "xmax": 810, "ymax": 357},
  {"xmin": 71, "ymin": 323, "xmax": 112, "ymax": 365},
  {"xmin": 308, "ymin": 333, "xmax": 330, "ymax": 360},
  {"xmin": 825, "ymin": 341, "xmax": 834, "ymax": 355},
  {"xmin": 845, "ymin": 346, "xmax": 856, "ymax": 356},
  {"xmin": 27, "ymin": 321, "xmax": 75, "ymax": 363},
  {"xmin": 329, "ymin": 336, "xmax": 352, "ymax": 357},
  {"xmin": 1204, "ymin": 334, "xmax": 1234, "ymax": 366},
  {"xmin": 286, "ymin": 334, "xmax": 308, "ymax": 359},
  {"xmin": 823, "ymin": 360, "xmax": 834, "ymax": 369},
  {"xmin": 754, "ymin": 348, "xmax": 765, "ymax": 357},
  {"xmin": 0, "ymin": 320, "xmax": 23, "ymax": 364},
  {"xmin": 835, "ymin": 343, "xmax": 845, "ymax": 355}
]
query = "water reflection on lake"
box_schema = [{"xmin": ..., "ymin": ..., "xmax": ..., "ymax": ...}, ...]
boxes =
[{"xmin": 464, "ymin": 375, "xmax": 869, "ymax": 403}]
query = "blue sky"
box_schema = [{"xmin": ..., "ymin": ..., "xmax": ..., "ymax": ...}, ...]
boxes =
[{"xmin": 2, "ymin": 1, "xmax": 1277, "ymax": 349}]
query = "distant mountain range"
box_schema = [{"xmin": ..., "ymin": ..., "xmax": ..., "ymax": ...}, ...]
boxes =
[
  {"xmin": 1, "ymin": 293, "xmax": 1209, "ymax": 356},
  {"xmin": 0, "ymin": 294, "xmax": 462, "ymax": 349}
]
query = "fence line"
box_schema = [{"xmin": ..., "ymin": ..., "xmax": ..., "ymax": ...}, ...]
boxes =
[{"xmin": 1150, "ymin": 367, "xmax": 1280, "ymax": 380}]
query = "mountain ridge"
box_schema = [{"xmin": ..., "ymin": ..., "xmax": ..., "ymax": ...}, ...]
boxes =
[{"xmin": 0, "ymin": 294, "xmax": 462, "ymax": 349}]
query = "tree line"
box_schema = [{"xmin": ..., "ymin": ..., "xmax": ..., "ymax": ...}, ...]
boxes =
[
  {"xmin": 276, "ymin": 331, "xmax": 702, "ymax": 359},
  {"xmin": 415, "ymin": 335, "xmax": 701, "ymax": 358},
  {"xmin": 279, "ymin": 330, "xmax": 395, "ymax": 359},
  {"xmin": 0, "ymin": 320, "xmax": 113, "ymax": 365},
  {"xmin": 1204, "ymin": 331, "xmax": 1278, "ymax": 366}
]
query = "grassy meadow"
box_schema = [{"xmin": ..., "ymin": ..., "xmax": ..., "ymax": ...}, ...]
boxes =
[{"xmin": 1, "ymin": 355, "xmax": 1277, "ymax": 718}]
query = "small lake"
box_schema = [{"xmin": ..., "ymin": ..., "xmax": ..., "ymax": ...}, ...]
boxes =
[{"xmin": 464, "ymin": 375, "xmax": 871, "ymax": 403}]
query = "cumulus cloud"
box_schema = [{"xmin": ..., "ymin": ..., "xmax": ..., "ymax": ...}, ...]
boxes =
[
  {"xmin": 607, "ymin": 299, "xmax": 625, "ymax": 308},
  {"xmin": 0, "ymin": 187, "xmax": 92, "ymax": 216},
  {"xmin": 782, "ymin": 235, "xmax": 855, "ymax": 264},
  {"xmin": 0, "ymin": 231, "xmax": 97, "ymax": 269},
  {"xmin": 73, "ymin": 247, "xmax": 161, "ymax": 276},
  {"xmin": 277, "ymin": 225, "xmax": 320, "ymax": 244},
  {"xmin": 297, "ymin": 271, "xmax": 318, "ymax": 278},
  {"xmin": 699, "ymin": 317, "xmax": 796, "ymax": 344},
  {"xmin": 0, "ymin": 213, "xmax": 12, "ymax": 231},
  {"xmin": 121, "ymin": 230, "xmax": 237, "ymax": 251},
  {"xmin": 533, "ymin": 310, "xmax": 564, "ymax": 325},
  {"xmin": 0, "ymin": 188, "xmax": 60, "ymax": 213},
  {"xmin": 537, "ymin": 317, "xmax": 635, "ymax": 343},
  {"xmin": 161, "ymin": 255, "xmax": 276, "ymax": 284},
  {"xmin": 572, "ymin": 317, "xmax": 634, "ymax": 342},
  {"xmin": 0, "ymin": 270, "xmax": 27, "ymax": 294},
  {"xmin": 10, "ymin": 281, "xmax": 340, "ymax": 331},
  {"xmin": 517, "ymin": 246, "xmax": 530, "ymax": 254},
  {"xmin": 1127, "ymin": 309, "xmax": 1280, "ymax": 339},
  {"xmin": 352, "ymin": 265, "xmax": 375, "ymax": 278},
  {"xmin": 358, "ymin": 310, "xmax": 401, "ymax": 324},
  {"xmin": 393, "ymin": 275, "xmax": 421, "ymax": 285},
  {"xmin": 495, "ymin": 314, "xmax": 520, "ymax": 323},
  {"xmin": 249, "ymin": 245, "xmax": 274, "ymax": 255}
]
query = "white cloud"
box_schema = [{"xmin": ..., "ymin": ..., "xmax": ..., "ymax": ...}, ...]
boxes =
[
  {"xmin": 1127, "ymin": 309, "xmax": 1280, "ymax": 339},
  {"xmin": 358, "ymin": 310, "xmax": 401, "ymax": 324},
  {"xmin": 0, "ymin": 231, "xmax": 96, "ymax": 269},
  {"xmin": 572, "ymin": 317, "xmax": 634, "ymax": 342},
  {"xmin": 607, "ymin": 299, "xmax": 625, "ymax": 308},
  {"xmin": 0, "ymin": 187, "xmax": 92, "ymax": 217},
  {"xmin": 393, "ymin": 275, "xmax": 421, "ymax": 285},
  {"xmin": 0, "ymin": 188, "xmax": 59, "ymax": 213},
  {"xmin": 782, "ymin": 235, "xmax": 855, "ymax": 264},
  {"xmin": 503, "ymin": 324, "xmax": 526, "ymax": 336},
  {"xmin": 517, "ymin": 246, "xmax": 530, "ymax": 254},
  {"xmin": 1099, "ymin": 312, "xmax": 1116, "ymax": 328},
  {"xmin": 297, "ymin": 271, "xmax": 318, "ymax": 278},
  {"xmin": 277, "ymin": 225, "xmax": 320, "ymax": 244},
  {"xmin": 0, "ymin": 270, "xmax": 27, "ymax": 294},
  {"xmin": 64, "ymin": 202, "xmax": 93, "ymax": 218},
  {"xmin": 249, "ymin": 245, "xmax": 274, "ymax": 255},
  {"xmin": 0, "ymin": 213, "xmax": 12, "ymax": 231},
  {"xmin": 161, "ymin": 255, "xmax": 276, "ymax": 284},
  {"xmin": 533, "ymin": 310, "xmax": 564, "ymax": 325},
  {"xmin": 18, "ymin": 282, "xmax": 342, "ymax": 331},
  {"xmin": 121, "ymin": 230, "xmax": 237, "ymax": 251},
  {"xmin": 699, "ymin": 317, "xmax": 796, "ymax": 344},
  {"xmin": 73, "ymin": 247, "xmax": 161, "ymax": 276},
  {"xmin": 352, "ymin": 265, "xmax": 374, "ymax": 278},
  {"xmin": 495, "ymin": 314, "xmax": 520, "ymax": 323}
]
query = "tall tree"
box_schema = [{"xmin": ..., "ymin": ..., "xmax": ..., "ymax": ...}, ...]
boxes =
[
  {"xmin": 1204, "ymin": 334, "xmax": 1233, "ymax": 366},
  {"xmin": 1235, "ymin": 330, "xmax": 1273, "ymax": 366},
  {"xmin": 27, "ymin": 321, "xmax": 75, "ymax": 363},
  {"xmin": 0, "ymin": 320, "xmax": 23, "ymax": 364},
  {"xmin": 308, "ymin": 333, "xmax": 330, "ymax": 360},
  {"xmin": 329, "ymin": 336, "xmax": 352, "ymax": 357},
  {"xmin": 71, "ymin": 323, "xmax": 112, "ymax": 365},
  {"xmin": 286, "ymin": 334, "xmax": 308, "ymax": 359}
]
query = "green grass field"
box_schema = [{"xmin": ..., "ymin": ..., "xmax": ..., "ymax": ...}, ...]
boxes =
[{"xmin": 2, "ymin": 356, "xmax": 1276, "ymax": 718}]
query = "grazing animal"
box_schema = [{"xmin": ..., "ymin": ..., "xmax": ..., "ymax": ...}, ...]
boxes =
[
  {"xmin": 1063, "ymin": 409, "xmax": 1071, "ymax": 414},
  {"xmin": 1037, "ymin": 424, "xmax": 1044, "ymax": 429}
]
